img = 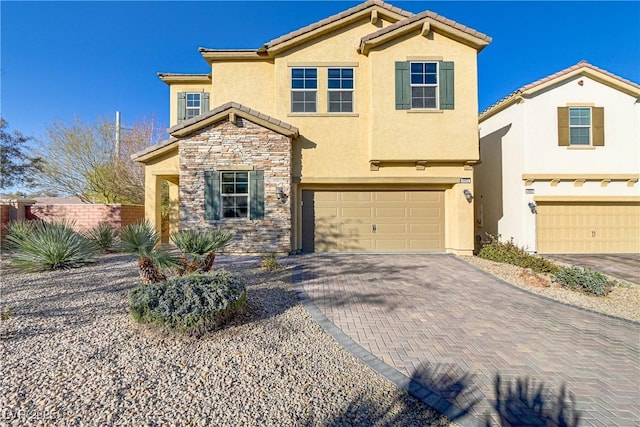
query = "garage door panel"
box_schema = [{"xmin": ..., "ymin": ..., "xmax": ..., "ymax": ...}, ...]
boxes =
[
  {"xmin": 305, "ymin": 190, "xmax": 444, "ymax": 252},
  {"xmin": 537, "ymin": 202, "xmax": 640, "ymax": 254},
  {"xmin": 376, "ymin": 207, "xmax": 407, "ymax": 217}
]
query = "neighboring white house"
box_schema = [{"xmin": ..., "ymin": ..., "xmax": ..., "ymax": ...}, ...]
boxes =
[{"xmin": 475, "ymin": 61, "xmax": 640, "ymax": 254}]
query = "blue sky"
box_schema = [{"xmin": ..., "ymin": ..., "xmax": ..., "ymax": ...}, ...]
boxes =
[{"xmin": 1, "ymin": 1, "xmax": 639, "ymax": 143}]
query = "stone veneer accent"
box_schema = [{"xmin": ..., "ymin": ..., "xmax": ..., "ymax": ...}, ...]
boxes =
[{"xmin": 179, "ymin": 117, "xmax": 292, "ymax": 253}]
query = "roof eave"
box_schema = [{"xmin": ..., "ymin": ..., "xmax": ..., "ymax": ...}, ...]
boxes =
[{"xmin": 157, "ymin": 73, "xmax": 212, "ymax": 85}]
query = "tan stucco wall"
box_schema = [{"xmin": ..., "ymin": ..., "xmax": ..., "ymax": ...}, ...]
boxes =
[
  {"xmin": 168, "ymin": 83, "xmax": 212, "ymax": 127},
  {"xmin": 143, "ymin": 148, "xmax": 180, "ymax": 234}
]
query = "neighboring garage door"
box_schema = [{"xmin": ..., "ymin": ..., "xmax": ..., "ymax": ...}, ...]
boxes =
[
  {"xmin": 537, "ymin": 201, "xmax": 640, "ymax": 254},
  {"xmin": 302, "ymin": 190, "xmax": 444, "ymax": 252}
]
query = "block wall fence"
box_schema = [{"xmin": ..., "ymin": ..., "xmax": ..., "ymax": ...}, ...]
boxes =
[{"xmin": 27, "ymin": 204, "xmax": 145, "ymax": 231}]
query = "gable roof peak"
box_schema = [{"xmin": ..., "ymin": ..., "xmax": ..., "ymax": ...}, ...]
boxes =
[{"xmin": 480, "ymin": 61, "xmax": 640, "ymax": 122}]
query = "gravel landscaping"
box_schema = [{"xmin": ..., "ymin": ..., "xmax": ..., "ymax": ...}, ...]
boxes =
[
  {"xmin": 461, "ymin": 256, "xmax": 640, "ymax": 322},
  {"xmin": 1, "ymin": 254, "xmax": 450, "ymax": 426}
]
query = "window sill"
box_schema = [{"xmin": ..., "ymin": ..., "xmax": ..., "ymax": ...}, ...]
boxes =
[
  {"xmin": 567, "ymin": 146, "xmax": 596, "ymax": 150},
  {"xmin": 287, "ymin": 113, "xmax": 359, "ymax": 117},
  {"xmin": 407, "ymin": 109, "xmax": 443, "ymax": 114}
]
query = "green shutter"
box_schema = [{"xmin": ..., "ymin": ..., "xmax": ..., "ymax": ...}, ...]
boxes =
[
  {"xmin": 592, "ymin": 107, "xmax": 605, "ymax": 146},
  {"xmin": 177, "ymin": 92, "xmax": 186, "ymax": 124},
  {"xmin": 204, "ymin": 171, "xmax": 220, "ymax": 220},
  {"xmin": 249, "ymin": 171, "xmax": 264, "ymax": 220},
  {"xmin": 557, "ymin": 107, "xmax": 569, "ymax": 146},
  {"xmin": 202, "ymin": 92, "xmax": 210, "ymax": 114},
  {"xmin": 439, "ymin": 61, "xmax": 454, "ymax": 110},
  {"xmin": 395, "ymin": 61, "xmax": 410, "ymax": 110}
]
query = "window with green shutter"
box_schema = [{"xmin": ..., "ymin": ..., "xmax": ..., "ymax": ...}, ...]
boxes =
[
  {"xmin": 178, "ymin": 92, "xmax": 210, "ymax": 123},
  {"xmin": 204, "ymin": 170, "xmax": 264, "ymax": 221},
  {"xmin": 395, "ymin": 61, "xmax": 454, "ymax": 110}
]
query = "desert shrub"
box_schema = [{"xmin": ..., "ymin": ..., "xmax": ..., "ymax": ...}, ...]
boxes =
[
  {"xmin": 128, "ymin": 269, "xmax": 246, "ymax": 334},
  {"xmin": 260, "ymin": 253, "xmax": 280, "ymax": 272},
  {"xmin": 553, "ymin": 266, "xmax": 616, "ymax": 297},
  {"xmin": 85, "ymin": 222, "xmax": 119, "ymax": 252},
  {"xmin": 478, "ymin": 235, "xmax": 559, "ymax": 274},
  {"xmin": 171, "ymin": 228, "xmax": 233, "ymax": 275},
  {"xmin": 3, "ymin": 219, "xmax": 36, "ymax": 251},
  {"xmin": 4, "ymin": 219, "xmax": 95, "ymax": 272},
  {"xmin": 120, "ymin": 220, "xmax": 177, "ymax": 283}
]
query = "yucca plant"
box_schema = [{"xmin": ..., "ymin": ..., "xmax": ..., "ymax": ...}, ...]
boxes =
[
  {"xmin": 84, "ymin": 222, "xmax": 119, "ymax": 252},
  {"xmin": 5, "ymin": 219, "xmax": 95, "ymax": 272},
  {"xmin": 3, "ymin": 219, "xmax": 36, "ymax": 251},
  {"xmin": 120, "ymin": 220, "xmax": 177, "ymax": 284},
  {"xmin": 170, "ymin": 228, "xmax": 234, "ymax": 275}
]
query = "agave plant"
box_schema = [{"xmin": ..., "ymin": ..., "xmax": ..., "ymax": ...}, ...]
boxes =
[
  {"xmin": 84, "ymin": 222, "xmax": 119, "ymax": 252},
  {"xmin": 120, "ymin": 220, "xmax": 177, "ymax": 284},
  {"xmin": 5, "ymin": 219, "xmax": 95, "ymax": 272},
  {"xmin": 170, "ymin": 228, "xmax": 234, "ymax": 275}
]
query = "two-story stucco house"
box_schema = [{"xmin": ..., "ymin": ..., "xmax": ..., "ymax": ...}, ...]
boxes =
[
  {"xmin": 132, "ymin": 0, "xmax": 491, "ymax": 255},
  {"xmin": 475, "ymin": 61, "xmax": 640, "ymax": 254}
]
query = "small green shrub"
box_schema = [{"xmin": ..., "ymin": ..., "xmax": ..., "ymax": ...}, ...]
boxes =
[
  {"xmin": 478, "ymin": 235, "xmax": 559, "ymax": 274},
  {"xmin": 120, "ymin": 220, "xmax": 177, "ymax": 283},
  {"xmin": 5, "ymin": 220, "xmax": 95, "ymax": 272},
  {"xmin": 3, "ymin": 219, "xmax": 36, "ymax": 251},
  {"xmin": 260, "ymin": 253, "xmax": 281, "ymax": 272},
  {"xmin": 84, "ymin": 222, "xmax": 119, "ymax": 252},
  {"xmin": 171, "ymin": 228, "xmax": 234, "ymax": 275},
  {"xmin": 1, "ymin": 308, "xmax": 13, "ymax": 321},
  {"xmin": 553, "ymin": 266, "xmax": 616, "ymax": 297},
  {"xmin": 128, "ymin": 269, "xmax": 246, "ymax": 334}
]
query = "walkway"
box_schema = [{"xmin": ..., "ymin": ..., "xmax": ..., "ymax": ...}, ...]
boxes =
[{"xmin": 293, "ymin": 254, "xmax": 640, "ymax": 427}]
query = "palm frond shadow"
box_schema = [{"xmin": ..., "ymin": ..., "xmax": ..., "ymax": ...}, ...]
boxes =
[{"xmin": 489, "ymin": 374, "xmax": 581, "ymax": 427}]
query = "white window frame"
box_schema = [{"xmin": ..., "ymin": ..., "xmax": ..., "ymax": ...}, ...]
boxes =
[
  {"xmin": 185, "ymin": 93, "xmax": 202, "ymax": 120},
  {"xmin": 327, "ymin": 68, "xmax": 354, "ymax": 113},
  {"xmin": 568, "ymin": 107, "xmax": 592, "ymax": 146},
  {"xmin": 220, "ymin": 171, "xmax": 249, "ymax": 219},
  {"xmin": 291, "ymin": 68, "xmax": 318, "ymax": 113},
  {"xmin": 410, "ymin": 61, "xmax": 439, "ymax": 110}
]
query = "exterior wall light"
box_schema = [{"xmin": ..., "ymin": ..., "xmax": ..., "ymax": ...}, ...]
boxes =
[
  {"xmin": 276, "ymin": 186, "xmax": 288, "ymax": 203},
  {"xmin": 528, "ymin": 202, "xmax": 537, "ymax": 214},
  {"xmin": 463, "ymin": 189, "xmax": 473, "ymax": 203}
]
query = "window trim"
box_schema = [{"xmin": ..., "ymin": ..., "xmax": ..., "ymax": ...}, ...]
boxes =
[
  {"xmin": 410, "ymin": 61, "xmax": 439, "ymax": 110},
  {"xmin": 327, "ymin": 67, "xmax": 354, "ymax": 113},
  {"xmin": 291, "ymin": 67, "xmax": 318, "ymax": 113},
  {"xmin": 568, "ymin": 106, "xmax": 592, "ymax": 146},
  {"xmin": 220, "ymin": 171, "xmax": 249, "ymax": 219},
  {"xmin": 185, "ymin": 92, "xmax": 202, "ymax": 120}
]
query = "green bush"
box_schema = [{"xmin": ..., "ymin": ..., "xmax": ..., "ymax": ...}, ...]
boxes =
[
  {"xmin": 3, "ymin": 219, "xmax": 36, "ymax": 251},
  {"xmin": 552, "ymin": 266, "xmax": 616, "ymax": 297},
  {"xmin": 4, "ymin": 220, "xmax": 95, "ymax": 272},
  {"xmin": 128, "ymin": 269, "xmax": 246, "ymax": 334},
  {"xmin": 478, "ymin": 235, "xmax": 559, "ymax": 274},
  {"xmin": 84, "ymin": 222, "xmax": 119, "ymax": 252}
]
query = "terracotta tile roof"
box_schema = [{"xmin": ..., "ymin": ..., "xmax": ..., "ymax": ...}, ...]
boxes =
[
  {"xmin": 168, "ymin": 101, "xmax": 298, "ymax": 135},
  {"xmin": 359, "ymin": 9, "xmax": 491, "ymax": 47},
  {"xmin": 480, "ymin": 61, "xmax": 640, "ymax": 121},
  {"xmin": 262, "ymin": 0, "xmax": 414, "ymax": 49},
  {"xmin": 133, "ymin": 102, "xmax": 298, "ymax": 161}
]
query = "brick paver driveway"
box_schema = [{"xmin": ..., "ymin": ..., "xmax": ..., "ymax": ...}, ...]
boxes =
[{"xmin": 294, "ymin": 254, "xmax": 640, "ymax": 427}]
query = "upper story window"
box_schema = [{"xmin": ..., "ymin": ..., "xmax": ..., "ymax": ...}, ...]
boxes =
[
  {"xmin": 328, "ymin": 68, "xmax": 354, "ymax": 113},
  {"xmin": 557, "ymin": 106, "xmax": 604, "ymax": 147},
  {"xmin": 291, "ymin": 68, "xmax": 317, "ymax": 113},
  {"xmin": 185, "ymin": 93, "xmax": 202, "ymax": 120},
  {"xmin": 221, "ymin": 171, "xmax": 249, "ymax": 218},
  {"xmin": 177, "ymin": 91, "xmax": 209, "ymax": 123},
  {"xmin": 569, "ymin": 107, "xmax": 591, "ymax": 145},
  {"xmin": 410, "ymin": 62, "xmax": 438, "ymax": 109}
]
